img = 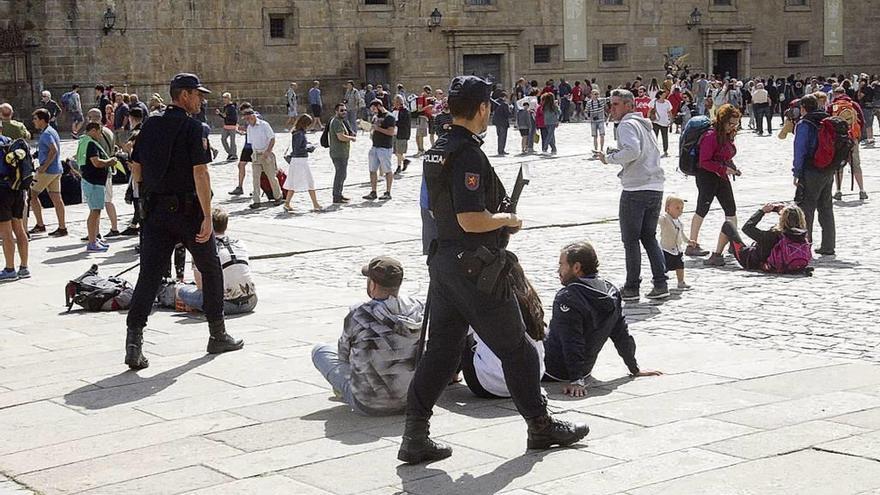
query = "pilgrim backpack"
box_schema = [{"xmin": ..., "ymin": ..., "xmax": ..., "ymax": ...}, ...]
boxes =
[
  {"xmin": 678, "ymin": 116, "xmax": 711, "ymax": 176},
  {"xmin": 65, "ymin": 265, "xmax": 134, "ymax": 312},
  {"xmin": 0, "ymin": 138, "xmax": 35, "ymax": 191},
  {"xmin": 811, "ymin": 117, "xmax": 854, "ymax": 171}
]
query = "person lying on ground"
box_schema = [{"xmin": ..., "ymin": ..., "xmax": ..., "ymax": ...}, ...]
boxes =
[{"xmin": 716, "ymin": 203, "xmax": 812, "ymax": 274}]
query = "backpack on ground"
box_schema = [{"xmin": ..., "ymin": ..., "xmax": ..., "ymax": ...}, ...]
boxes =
[
  {"xmin": 678, "ymin": 115, "xmax": 712, "ymax": 176},
  {"xmin": 0, "ymin": 138, "xmax": 35, "ymax": 190},
  {"xmin": 763, "ymin": 234, "xmax": 812, "ymax": 274},
  {"xmin": 812, "ymin": 117, "xmax": 854, "ymax": 171},
  {"xmin": 38, "ymin": 158, "xmax": 82, "ymax": 208},
  {"xmin": 319, "ymin": 120, "xmax": 331, "ymax": 148},
  {"xmin": 65, "ymin": 264, "xmax": 134, "ymax": 312}
]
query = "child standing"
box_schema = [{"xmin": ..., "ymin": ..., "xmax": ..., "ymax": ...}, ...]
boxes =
[
  {"xmin": 283, "ymin": 114, "xmax": 322, "ymax": 213},
  {"xmin": 516, "ymin": 101, "xmax": 535, "ymax": 154},
  {"xmin": 659, "ymin": 196, "xmax": 691, "ymax": 290}
]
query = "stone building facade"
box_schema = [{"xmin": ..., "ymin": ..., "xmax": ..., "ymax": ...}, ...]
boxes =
[{"xmin": 1, "ymin": 0, "xmax": 878, "ymax": 119}]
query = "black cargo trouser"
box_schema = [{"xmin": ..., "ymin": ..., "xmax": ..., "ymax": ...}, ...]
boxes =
[
  {"xmin": 127, "ymin": 198, "xmax": 224, "ymax": 330},
  {"xmin": 405, "ymin": 247, "xmax": 546, "ymax": 421}
]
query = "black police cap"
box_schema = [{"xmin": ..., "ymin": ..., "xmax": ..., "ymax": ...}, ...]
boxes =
[
  {"xmin": 448, "ymin": 76, "xmax": 491, "ymax": 102},
  {"xmin": 170, "ymin": 73, "xmax": 211, "ymax": 94}
]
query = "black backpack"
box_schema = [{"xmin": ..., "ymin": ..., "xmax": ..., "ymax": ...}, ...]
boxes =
[
  {"xmin": 319, "ymin": 120, "xmax": 331, "ymax": 148},
  {"xmin": 65, "ymin": 264, "xmax": 134, "ymax": 312},
  {"xmin": 678, "ymin": 116, "xmax": 712, "ymax": 176},
  {"xmin": 0, "ymin": 138, "xmax": 35, "ymax": 190}
]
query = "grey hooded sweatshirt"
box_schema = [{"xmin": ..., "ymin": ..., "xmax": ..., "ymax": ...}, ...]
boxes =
[{"xmin": 607, "ymin": 112, "xmax": 665, "ymax": 191}]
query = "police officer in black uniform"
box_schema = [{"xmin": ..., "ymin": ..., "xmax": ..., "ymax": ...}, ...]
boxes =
[
  {"xmin": 398, "ymin": 76, "xmax": 589, "ymax": 464},
  {"xmin": 124, "ymin": 73, "xmax": 243, "ymax": 370}
]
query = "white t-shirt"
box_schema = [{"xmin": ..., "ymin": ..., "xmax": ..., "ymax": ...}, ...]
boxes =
[
  {"xmin": 193, "ymin": 235, "xmax": 255, "ymax": 300},
  {"xmin": 246, "ymin": 119, "xmax": 275, "ymax": 152},
  {"xmin": 649, "ymin": 99, "xmax": 673, "ymax": 127},
  {"xmin": 470, "ymin": 329, "xmax": 545, "ymax": 397}
]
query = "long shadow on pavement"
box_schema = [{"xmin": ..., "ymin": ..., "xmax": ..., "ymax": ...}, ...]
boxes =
[
  {"xmin": 62, "ymin": 354, "xmax": 216, "ymax": 410},
  {"xmin": 396, "ymin": 450, "xmax": 552, "ymax": 495}
]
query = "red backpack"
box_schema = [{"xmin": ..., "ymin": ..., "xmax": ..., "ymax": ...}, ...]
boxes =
[{"xmin": 811, "ymin": 117, "xmax": 854, "ymax": 170}]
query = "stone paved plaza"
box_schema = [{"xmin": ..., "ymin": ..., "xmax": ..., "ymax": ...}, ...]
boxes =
[{"xmin": 2, "ymin": 121, "xmax": 880, "ymax": 494}]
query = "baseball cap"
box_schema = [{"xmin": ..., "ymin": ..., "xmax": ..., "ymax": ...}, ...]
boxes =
[
  {"xmin": 240, "ymin": 108, "xmax": 256, "ymax": 116},
  {"xmin": 369, "ymin": 98, "xmax": 384, "ymax": 107},
  {"xmin": 170, "ymin": 73, "xmax": 211, "ymax": 94},
  {"xmin": 361, "ymin": 256, "xmax": 404, "ymax": 287},
  {"xmin": 448, "ymin": 76, "xmax": 492, "ymax": 102}
]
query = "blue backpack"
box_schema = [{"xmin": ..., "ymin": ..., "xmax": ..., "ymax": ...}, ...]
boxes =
[{"xmin": 678, "ymin": 116, "xmax": 712, "ymax": 176}]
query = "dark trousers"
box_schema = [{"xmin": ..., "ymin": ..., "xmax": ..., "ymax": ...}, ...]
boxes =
[
  {"xmin": 496, "ymin": 125, "xmax": 508, "ymax": 155},
  {"xmin": 539, "ymin": 126, "xmax": 557, "ymax": 153},
  {"xmin": 560, "ymin": 98, "xmax": 571, "ymax": 122},
  {"xmin": 754, "ymin": 104, "xmax": 772, "ymax": 134},
  {"xmin": 795, "ymin": 169, "xmax": 836, "ymax": 251},
  {"xmin": 126, "ymin": 206, "xmax": 224, "ymax": 330},
  {"xmin": 619, "ymin": 190, "xmax": 667, "ymax": 289},
  {"xmin": 405, "ymin": 249, "xmax": 546, "ymax": 420},
  {"xmin": 652, "ymin": 123, "xmax": 669, "ymax": 153},
  {"xmin": 331, "ymin": 155, "xmax": 348, "ymax": 202}
]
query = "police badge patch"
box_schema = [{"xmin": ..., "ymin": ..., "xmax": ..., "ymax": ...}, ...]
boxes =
[{"xmin": 465, "ymin": 172, "xmax": 480, "ymax": 191}]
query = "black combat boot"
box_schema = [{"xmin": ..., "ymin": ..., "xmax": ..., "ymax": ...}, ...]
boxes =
[
  {"xmin": 397, "ymin": 417, "xmax": 453, "ymax": 464},
  {"xmin": 206, "ymin": 320, "xmax": 244, "ymax": 354},
  {"xmin": 124, "ymin": 327, "xmax": 150, "ymax": 370},
  {"xmin": 526, "ymin": 414, "xmax": 590, "ymax": 450}
]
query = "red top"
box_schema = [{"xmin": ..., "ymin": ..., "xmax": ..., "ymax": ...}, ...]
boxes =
[
  {"xmin": 535, "ymin": 105, "xmax": 545, "ymax": 128},
  {"xmin": 571, "ymin": 86, "xmax": 584, "ymax": 103},
  {"xmin": 668, "ymin": 91, "xmax": 683, "ymax": 115},
  {"xmin": 699, "ymin": 129, "xmax": 737, "ymax": 180},
  {"xmin": 634, "ymin": 96, "xmax": 652, "ymax": 118},
  {"xmin": 416, "ymin": 96, "xmax": 433, "ymax": 117}
]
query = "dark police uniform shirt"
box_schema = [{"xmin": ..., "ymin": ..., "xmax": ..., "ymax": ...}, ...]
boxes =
[
  {"xmin": 423, "ymin": 125, "xmax": 507, "ymax": 250},
  {"xmin": 131, "ymin": 105, "xmax": 211, "ymax": 196}
]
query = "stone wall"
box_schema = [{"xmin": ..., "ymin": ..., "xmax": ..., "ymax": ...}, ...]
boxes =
[{"xmin": 1, "ymin": 0, "xmax": 879, "ymax": 123}]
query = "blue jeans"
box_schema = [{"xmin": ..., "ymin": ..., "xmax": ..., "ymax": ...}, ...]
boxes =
[
  {"xmin": 311, "ymin": 343, "xmax": 370, "ymax": 415},
  {"xmin": 330, "ymin": 155, "xmax": 348, "ymax": 202},
  {"xmin": 540, "ymin": 126, "xmax": 557, "ymax": 153},
  {"xmin": 177, "ymin": 284, "xmax": 258, "ymax": 315},
  {"xmin": 619, "ymin": 190, "xmax": 667, "ymax": 290}
]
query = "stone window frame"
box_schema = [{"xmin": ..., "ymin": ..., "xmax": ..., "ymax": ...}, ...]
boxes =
[
  {"xmin": 464, "ymin": 0, "xmax": 498, "ymax": 11},
  {"xmin": 263, "ymin": 7, "xmax": 298, "ymax": 47},
  {"xmin": 599, "ymin": 42, "xmax": 628, "ymax": 68},
  {"xmin": 532, "ymin": 43, "xmax": 562, "ymax": 69},
  {"xmin": 709, "ymin": 0, "xmax": 737, "ymax": 12},
  {"xmin": 784, "ymin": 0, "xmax": 811, "ymax": 12},
  {"xmin": 598, "ymin": 0, "xmax": 628, "ymax": 12},
  {"xmin": 785, "ymin": 40, "xmax": 810, "ymax": 64},
  {"xmin": 359, "ymin": 0, "xmax": 394, "ymax": 12}
]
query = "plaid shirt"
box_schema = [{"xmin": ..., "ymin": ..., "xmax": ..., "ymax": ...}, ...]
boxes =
[{"xmin": 338, "ymin": 295, "xmax": 424, "ymax": 412}]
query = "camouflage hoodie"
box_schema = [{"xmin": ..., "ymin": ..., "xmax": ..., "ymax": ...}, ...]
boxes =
[{"xmin": 338, "ymin": 295, "xmax": 424, "ymax": 413}]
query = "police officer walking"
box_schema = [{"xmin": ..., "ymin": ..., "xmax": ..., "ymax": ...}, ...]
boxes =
[
  {"xmin": 398, "ymin": 76, "xmax": 588, "ymax": 464},
  {"xmin": 124, "ymin": 73, "xmax": 243, "ymax": 370}
]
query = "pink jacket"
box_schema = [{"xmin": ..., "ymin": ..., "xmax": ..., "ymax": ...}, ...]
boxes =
[{"xmin": 699, "ymin": 129, "xmax": 736, "ymax": 180}]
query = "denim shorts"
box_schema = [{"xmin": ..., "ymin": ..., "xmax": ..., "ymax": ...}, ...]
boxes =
[
  {"xmin": 81, "ymin": 180, "xmax": 106, "ymax": 210},
  {"xmin": 368, "ymin": 147, "xmax": 393, "ymax": 174}
]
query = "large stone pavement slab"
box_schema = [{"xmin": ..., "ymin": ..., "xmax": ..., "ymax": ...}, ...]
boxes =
[{"xmin": 2, "ymin": 122, "xmax": 880, "ymax": 493}]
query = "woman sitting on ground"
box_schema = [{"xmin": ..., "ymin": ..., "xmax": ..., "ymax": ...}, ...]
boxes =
[
  {"xmin": 716, "ymin": 203, "xmax": 811, "ymax": 273},
  {"xmin": 461, "ymin": 261, "xmax": 545, "ymax": 399}
]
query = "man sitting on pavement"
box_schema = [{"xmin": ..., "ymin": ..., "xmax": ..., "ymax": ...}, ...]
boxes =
[
  {"xmin": 311, "ymin": 256, "xmax": 424, "ymax": 415},
  {"xmin": 543, "ymin": 241, "xmax": 662, "ymax": 397},
  {"xmin": 157, "ymin": 207, "xmax": 257, "ymax": 315}
]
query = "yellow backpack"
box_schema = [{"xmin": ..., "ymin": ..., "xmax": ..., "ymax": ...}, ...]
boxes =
[{"xmin": 832, "ymin": 99, "xmax": 861, "ymax": 140}]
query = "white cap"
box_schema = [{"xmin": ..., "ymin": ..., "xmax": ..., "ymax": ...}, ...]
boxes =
[{"xmin": 41, "ymin": 90, "xmax": 51, "ymax": 98}]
